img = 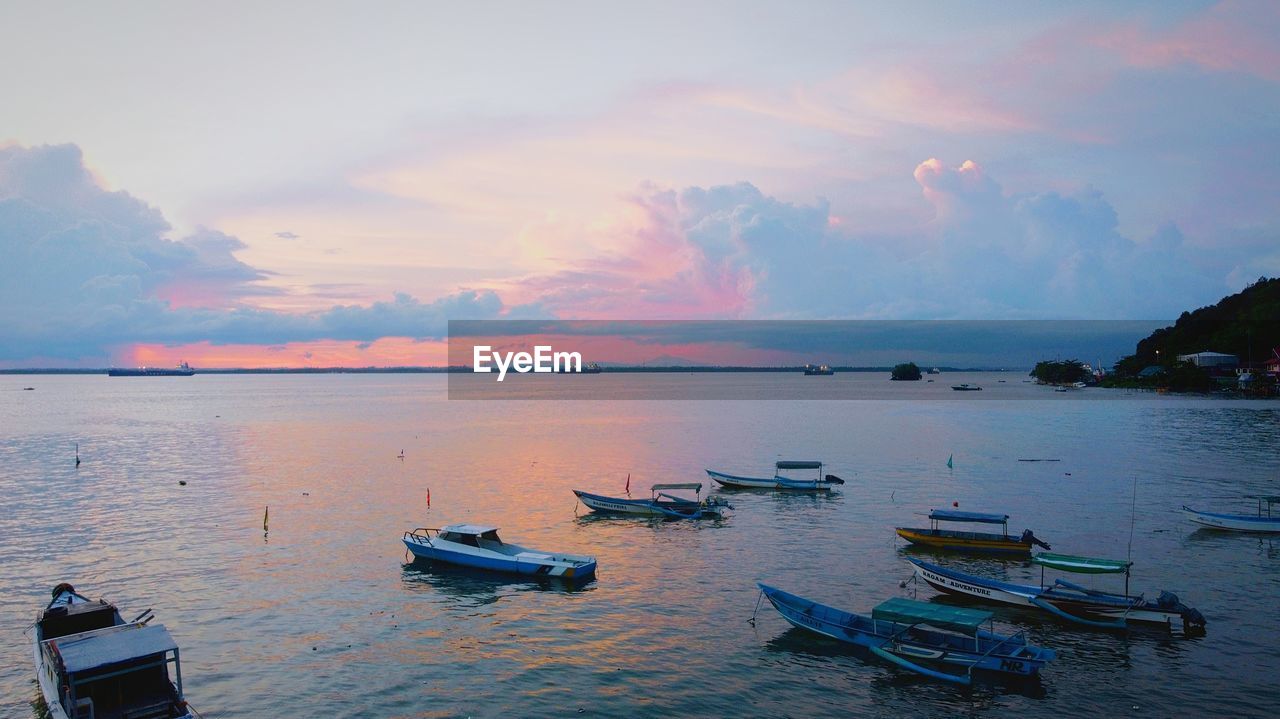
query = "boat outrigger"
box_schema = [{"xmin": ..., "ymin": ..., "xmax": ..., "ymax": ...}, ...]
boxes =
[
  {"xmin": 896, "ymin": 510, "xmax": 1051, "ymax": 555},
  {"xmin": 31, "ymin": 583, "xmax": 193, "ymax": 719},
  {"xmin": 907, "ymin": 554, "xmax": 1206, "ymax": 631},
  {"xmin": 573, "ymin": 483, "xmax": 731, "ymax": 519},
  {"xmin": 756, "ymin": 584, "xmax": 1055, "ymax": 685},
  {"xmin": 403, "ymin": 525, "xmax": 597, "ymax": 580},
  {"xmin": 706, "ymin": 461, "xmax": 845, "ymax": 491},
  {"xmin": 1183, "ymin": 496, "xmax": 1280, "ymax": 533}
]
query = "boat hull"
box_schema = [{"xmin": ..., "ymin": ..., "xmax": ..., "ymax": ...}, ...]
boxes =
[
  {"xmin": 758, "ymin": 584, "xmax": 1052, "ymax": 681},
  {"xmin": 908, "ymin": 558, "xmax": 1186, "ymax": 629},
  {"xmin": 403, "ymin": 534, "xmax": 596, "ymax": 579},
  {"xmin": 896, "ymin": 528, "xmax": 1031, "ymax": 555},
  {"xmin": 706, "ymin": 470, "xmax": 834, "ymax": 491},
  {"xmin": 1183, "ymin": 506, "xmax": 1280, "ymax": 533}
]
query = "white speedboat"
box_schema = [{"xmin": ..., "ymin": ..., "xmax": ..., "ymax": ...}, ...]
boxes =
[
  {"xmin": 32, "ymin": 583, "xmax": 192, "ymax": 719},
  {"xmin": 1184, "ymin": 496, "xmax": 1280, "ymax": 532},
  {"xmin": 403, "ymin": 525, "xmax": 597, "ymax": 580}
]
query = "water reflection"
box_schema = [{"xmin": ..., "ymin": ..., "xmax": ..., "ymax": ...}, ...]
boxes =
[{"xmin": 400, "ymin": 560, "xmax": 594, "ymax": 606}]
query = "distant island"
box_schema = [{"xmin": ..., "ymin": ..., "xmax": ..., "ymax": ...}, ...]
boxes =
[
  {"xmin": 2, "ymin": 364, "xmax": 1011, "ymax": 375},
  {"xmin": 890, "ymin": 362, "xmax": 922, "ymax": 381}
]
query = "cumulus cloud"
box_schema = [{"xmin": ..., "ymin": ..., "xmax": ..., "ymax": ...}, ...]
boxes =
[{"xmin": 0, "ymin": 144, "xmax": 506, "ymax": 361}]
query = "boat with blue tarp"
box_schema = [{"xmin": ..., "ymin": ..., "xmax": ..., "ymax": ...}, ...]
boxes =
[
  {"xmin": 402, "ymin": 525, "xmax": 597, "ymax": 580},
  {"xmin": 896, "ymin": 509, "xmax": 1050, "ymax": 555},
  {"xmin": 756, "ymin": 584, "xmax": 1055, "ymax": 685},
  {"xmin": 706, "ymin": 461, "xmax": 845, "ymax": 491},
  {"xmin": 907, "ymin": 554, "xmax": 1206, "ymax": 631},
  {"xmin": 1183, "ymin": 496, "xmax": 1280, "ymax": 533},
  {"xmin": 573, "ymin": 483, "xmax": 731, "ymax": 519},
  {"xmin": 31, "ymin": 583, "xmax": 193, "ymax": 719}
]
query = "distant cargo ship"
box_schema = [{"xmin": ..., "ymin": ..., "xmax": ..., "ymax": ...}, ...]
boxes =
[
  {"xmin": 108, "ymin": 361, "xmax": 195, "ymax": 377},
  {"xmin": 803, "ymin": 364, "xmax": 834, "ymax": 376}
]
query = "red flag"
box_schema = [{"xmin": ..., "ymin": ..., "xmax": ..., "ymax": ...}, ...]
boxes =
[
  {"xmin": 625, "ymin": 473, "xmax": 630, "ymax": 496},
  {"xmin": 427, "ymin": 489, "xmax": 431, "ymax": 508}
]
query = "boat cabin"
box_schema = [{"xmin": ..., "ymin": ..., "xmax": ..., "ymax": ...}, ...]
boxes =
[
  {"xmin": 775, "ymin": 461, "xmax": 822, "ymax": 480},
  {"xmin": 929, "ymin": 509, "xmax": 1010, "ymax": 536},
  {"xmin": 871, "ymin": 597, "xmax": 997, "ymax": 649},
  {"xmin": 40, "ymin": 623, "xmax": 186, "ymax": 719},
  {"xmin": 438, "ymin": 525, "xmax": 504, "ymax": 548},
  {"xmin": 649, "ymin": 483, "xmax": 703, "ymax": 501},
  {"xmin": 1032, "ymin": 552, "xmax": 1133, "ymax": 595}
]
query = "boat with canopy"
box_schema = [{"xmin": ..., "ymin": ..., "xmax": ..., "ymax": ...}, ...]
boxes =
[
  {"xmin": 907, "ymin": 554, "xmax": 1206, "ymax": 631},
  {"xmin": 706, "ymin": 461, "xmax": 845, "ymax": 491},
  {"xmin": 573, "ymin": 483, "xmax": 731, "ymax": 519},
  {"xmin": 1182, "ymin": 496, "xmax": 1280, "ymax": 533},
  {"xmin": 756, "ymin": 584, "xmax": 1055, "ymax": 684},
  {"xmin": 896, "ymin": 509, "xmax": 1050, "ymax": 555},
  {"xmin": 31, "ymin": 583, "xmax": 194, "ymax": 719},
  {"xmin": 403, "ymin": 525, "xmax": 597, "ymax": 580}
]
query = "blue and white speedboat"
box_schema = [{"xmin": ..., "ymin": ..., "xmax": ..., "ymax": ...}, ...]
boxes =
[
  {"xmin": 1183, "ymin": 496, "xmax": 1280, "ymax": 533},
  {"xmin": 403, "ymin": 525, "xmax": 597, "ymax": 580},
  {"xmin": 757, "ymin": 584, "xmax": 1054, "ymax": 684}
]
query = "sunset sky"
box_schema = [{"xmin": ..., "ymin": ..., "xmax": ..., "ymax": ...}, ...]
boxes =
[{"xmin": 2, "ymin": 1, "xmax": 1278, "ymax": 367}]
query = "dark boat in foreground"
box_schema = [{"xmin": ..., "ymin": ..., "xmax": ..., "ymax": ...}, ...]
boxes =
[
  {"xmin": 757, "ymin": 584, "xmax": 1055, "ymax": 684},
  {"xmin": 32, "ymin": 583, "xmax": 192, "ymax": 719}
]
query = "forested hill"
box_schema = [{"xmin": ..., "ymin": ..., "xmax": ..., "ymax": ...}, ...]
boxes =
[{"xmin": 1115, "ymin": 277, "xmax": 1280, "ymax": 375}]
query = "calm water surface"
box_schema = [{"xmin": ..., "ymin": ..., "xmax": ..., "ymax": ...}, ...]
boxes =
[{"xmin": 2, "ymin": 374, "xmax": 1278, "ymax": 717}]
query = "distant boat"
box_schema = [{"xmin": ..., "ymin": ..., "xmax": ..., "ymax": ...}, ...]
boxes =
[
  {"xmin": 951, "ymin": 384, "xmax": 982, "ymax": 391},
  {"xmin": 33, "ymin": 583, "xmax": 193, "ymax": 719},
  {"xmin": 108, "ymin": 361, "xmax": 194, "ymax": 377},
  {"xmin": 756, "ymin": 584, "xmax": 1055, "ymax": 684},
  {"xmin": 907, "ymin": 555, "xmax": 1206, "ymax": 631},
  {"xmin": 803, "ymin": 364, "xmax": 834, "ymax": 375},
  {"xmin": 402, "ymin": 525, "xmax": 597, "ymax": 580},
  {"xmin": 555, "ymin": 362, "xmax": 602, "ymax": 374},
  {"xmin": 1183, "ymin": 496, "xmax": 1280, "ymax": 533},
  {"xmin": 573, "ymin": 483, "xmax": 730, "ymax": 519},
  {"xmin": 706, "ymin": 461, "xmax": 845, "ymax": 491},
  {"xmin": 928, "ymin": 368, "xmax": 941, "ymax": 374},
  {"xmin": 895, "ymin": 510, "xmax": 1050, "ymax": 555}
]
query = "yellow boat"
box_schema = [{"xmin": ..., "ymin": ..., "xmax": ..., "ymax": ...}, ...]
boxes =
[{"xmin": 895, "ymin": 510, "xmax": 1050, "ymax": 556}]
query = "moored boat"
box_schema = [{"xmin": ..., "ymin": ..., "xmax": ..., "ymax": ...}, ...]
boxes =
[
  {"xmin": 907, "ymin": 555, "xmax": 1206, "ymax": 631},
  {"xmin": 756, "ymin": 584, "xmax": 1054, "ymax": 684},
  {"xmin": 951, "ymin": 383, "xmax": 982, "ymax": 391},
  {"xmin": 1183, "ymin": 496, "xmax": 1280, "ymax": 533},
  {"xmin": 108, "ymin": 361, "xmax": 195, "ymax": 377},
  {"xmin": 32, "ymin": 583, "xmax": 193, "ymax": 719},
  {"xmin": 706, "ymin": 461, "xmax": 845, "ymax": 491},
  {"xmin": 403, "ymin": 525, "xmax": 597, "ymax": 580},
  {"xmin": 573, "ymin": 483, "xmax": 731, "ymax": 519},
  {"xmin": 895, "ymin": 510, "xmax": 1050, "ymax": 556}
]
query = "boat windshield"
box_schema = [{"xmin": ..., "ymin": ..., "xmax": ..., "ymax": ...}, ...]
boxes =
[{"xmin": 480, "ymin": 530, "xmax": 502, "ymax": 544}]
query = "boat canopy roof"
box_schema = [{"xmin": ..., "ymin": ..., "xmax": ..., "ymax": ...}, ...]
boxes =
[
  {"xmin": 929, "ymin": 509, "xmax": 1008, "ymax": 524},
  {"xmin": 1251, "ymin": 495, "xmax": 1280, "ymax": 504},
  {"xmin": 1032, "ymin": 552, "xmax": 1131, "ymax": 574},
  {"xmin": 443, "ymin": 524, "xmax": 499, "ymax": 535},
  {"xmin": 775, "ymin": 461, "xmax": 821, "ymax": 470},
  {"xmin": 51, "ymin": 624, "xmax": 178, "ymax": 674},
  {"xmin": 650, "ymin": 483, "xmax": 702, "ymax": 492},
  {"xmin": 872, "ymin": 597, "xmax": 992, "ymax": 634}
]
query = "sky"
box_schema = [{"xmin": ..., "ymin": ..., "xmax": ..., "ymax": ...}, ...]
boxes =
[{"xmin": 1, "ymin": 1, "xmax": 1278, "ymax": 367}]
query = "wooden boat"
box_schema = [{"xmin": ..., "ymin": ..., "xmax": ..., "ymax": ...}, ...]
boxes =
[
  {"xmin": 896, "ymin": 510, "xmax": 1050, "ymax": 555},
  {"xmin": 573, "ymin": 483, "xmax": 731, "ymax": 519},
  {"xmin": 1183, "ymin": 496, "xmax": 1280, "ymax": 533},
  {"xmin": 32, "ymin": 583, "xmax": 193, "ymax": 719},
  {"xmin": 706, "ymin": 461, "xmax": 845, "ymax": 491},
  {"xmin": 403, "ymin": 525, "xmax": 597, "ymax": 580},
  {"xmin": 951, "ymin": 383, "xmax": 982, "ymax": 391},
  {"xmin": 757, "ymin": 584, "xmax": 1054, "ymax": 684},
  {"xmin": 907, "ymin": 555, "xmax": 1206, "ymax": 631}
]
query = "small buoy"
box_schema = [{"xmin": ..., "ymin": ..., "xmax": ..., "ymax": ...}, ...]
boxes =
[
  {"xmin": 302, "ymin": 492, "xmax": 309, "ymax": 496},
  {"xmin": 952, "ymin": 501, "xmax": 959, "ymax": 507},
  {"xmin": 179, "ymin": 480, "xmax": 187, "ymax": 486},
  {"xmin": 898, "ymin": 580, "xmax": 907, "ymax": 588}
]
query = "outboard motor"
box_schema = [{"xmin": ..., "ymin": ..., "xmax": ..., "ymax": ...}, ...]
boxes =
[
  {"xmin": 1020, "ymin": 529, "xmax": 1052, "ymax": 550},
  {"xmin": 1157, "ymin": 591, "xmax": 1207, "ymax": 630},
  {"xmin": 824, "ymin": 474, "xmax": 846, "ymax": 485}
]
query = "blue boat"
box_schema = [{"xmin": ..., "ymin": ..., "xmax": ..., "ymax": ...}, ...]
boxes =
[
  {"xmin": 1183, "ymin": 496, "xmax": 1280, "ymax": 533},
  {"xmin": 573, "ymin": 483, "xmax": 731, "ymax": 519},
  {"xmin": 757, "ymin": 584, "xmax": 1054, "ymax": 684},
  {"xmin": 402, "ymin": 525, "xmax": 597, "ymax": 580}
]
